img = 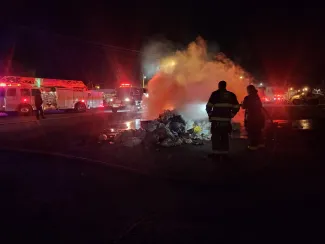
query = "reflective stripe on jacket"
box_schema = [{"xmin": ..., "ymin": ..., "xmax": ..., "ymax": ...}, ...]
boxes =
[{"xmin": 206, "ymin": 89, "xmax": 239, "ymax": 122}]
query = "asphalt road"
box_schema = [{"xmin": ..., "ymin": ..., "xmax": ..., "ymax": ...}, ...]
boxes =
[
  {"xmin": 1, "ymin": 141, "xmax": 324, "ymax": 243},
  {"xmin": 1, "ymin": 107, "xmax": 325, "ymax": 243}
]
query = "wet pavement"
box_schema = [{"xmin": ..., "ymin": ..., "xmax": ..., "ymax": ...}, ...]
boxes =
[{"xmin": 1, "ymin": 106, "xmax": 325, "ymax": 243}]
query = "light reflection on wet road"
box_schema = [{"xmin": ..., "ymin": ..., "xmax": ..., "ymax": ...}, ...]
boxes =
[{"xmin": 106, "ymin": 110, "xmax": 319, "ymax": 142}]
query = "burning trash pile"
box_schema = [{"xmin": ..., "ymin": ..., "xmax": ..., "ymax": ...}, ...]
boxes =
[{"xmin": 98, "ymin": 110, "xmax": 212, "ymax": 147}]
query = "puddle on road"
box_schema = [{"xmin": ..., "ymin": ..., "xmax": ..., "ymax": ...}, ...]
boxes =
[
  {"xmin": 109, "ymin": 117, "xmax": 318, "ymax": 131},
  {"xmin": 274, "ymin": 119, "xmax": 315, "ymax": 130},
  {"xmin": 106, "ymin": 110, "xmax": 322, "ymax": 141}
]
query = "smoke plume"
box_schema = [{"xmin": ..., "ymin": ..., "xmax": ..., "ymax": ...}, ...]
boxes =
[{"xmin": 143, "ymin": 37, "xmax": 251, "ymax": 122}]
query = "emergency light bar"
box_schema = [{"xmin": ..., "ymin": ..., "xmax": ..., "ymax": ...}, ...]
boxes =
[
  {"xmin": 0, "ymin": 83, "xmax": 22, "ymax": 87},
  {"xmin": 120, "ymin": 83, "xmax": 132, "ymax": 88}
]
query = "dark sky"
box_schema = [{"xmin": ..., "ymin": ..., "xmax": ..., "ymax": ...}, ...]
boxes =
[{"xmin": 1, "ymin": 1, "xmax": 325, "ymax": 87}]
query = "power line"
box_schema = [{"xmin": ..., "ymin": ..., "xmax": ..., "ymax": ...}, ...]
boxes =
[{"xmin": 18, "ymin": 25, "xmax": 142, "ymax": 54}]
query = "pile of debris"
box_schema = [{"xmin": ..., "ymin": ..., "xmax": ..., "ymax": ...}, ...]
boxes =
[{"xmin": 98, "ymin": 110, "xmax": 211, "ymax": 147}]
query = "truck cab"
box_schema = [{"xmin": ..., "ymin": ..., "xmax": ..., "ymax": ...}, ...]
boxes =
[
  {"xmin": 110, "ymin": 83, "xmax": 144, "ymax": 113},
  {"xmin": 0, "ymin": 83, "xmax": 40, "ymax": 115}
]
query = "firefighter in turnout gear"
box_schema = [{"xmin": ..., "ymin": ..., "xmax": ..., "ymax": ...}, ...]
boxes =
[
  {"xmin": 206, "ymin": 80, "xmax": 240, "ymax": 155},
  {"xmin": 34, "ymin": 90, "xmax": 45, "ymax": 120},
  {"xmin": 242, "ymin": 85, "xmax": 265, "ymax": 150}
]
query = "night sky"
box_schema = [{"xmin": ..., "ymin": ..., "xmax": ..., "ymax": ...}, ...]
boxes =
[{"xmin": 1, "ymin": 1, "xmax": 325, "ymax": 87}]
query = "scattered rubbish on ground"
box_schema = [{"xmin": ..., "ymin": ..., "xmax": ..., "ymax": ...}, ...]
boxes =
[
  {"xmin": 98, "ymin": 110, "xmax": 211, "ymax": 147},
  {"xmin": 98, "ymin": 110, "xmax": 240, "ymax": 148}
]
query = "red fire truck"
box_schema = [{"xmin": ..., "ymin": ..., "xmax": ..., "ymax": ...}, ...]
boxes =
[
  {"xmin": 0, "ymin": 76, "xmax": 103, "ymax": 115},
  {"xmin": 109, "ymin": 83, "xmax": 146, "ymax": 113}
]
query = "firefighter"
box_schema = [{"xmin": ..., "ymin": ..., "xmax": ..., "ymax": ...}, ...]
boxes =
[
  {"xmin": 35, "ymin": 90, "xmax": 45, "ymax": 120},
  {"xmin": 242, "ymin": 85, "xmax": 265, "ymax": 150},
  {"xmin": 206, "ymin": 80, "xmax": 240, "ymax": 156}
]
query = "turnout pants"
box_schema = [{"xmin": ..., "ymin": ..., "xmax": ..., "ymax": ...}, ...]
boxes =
[
  {"xmin": 246, "ymin": 127, "xmax": 263, "ymax": 149},
  {"xmin": 35, "ymin": 106, "xmax": 44, "ymax": 119},
  {"xmin": 211, "ymin": 121, "xmax": 231, "ymax": 153}
]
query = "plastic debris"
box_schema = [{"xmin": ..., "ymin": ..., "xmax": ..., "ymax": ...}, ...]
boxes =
[
  {"xmin": 123, "ymin": 137, "xmax": 143, "ymax": 147},
  {"xmin": 161, "ymin": 138, "xmax": 175, "ymax": 147},
  {"xmin": 98, "ymin": 109, "xmax": 214, "ymax": 148}
]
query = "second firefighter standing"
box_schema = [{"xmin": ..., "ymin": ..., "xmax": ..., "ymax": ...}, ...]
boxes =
[{"xmin": 242, "ymin": 85, "xmax": 265, "ymax": 150}]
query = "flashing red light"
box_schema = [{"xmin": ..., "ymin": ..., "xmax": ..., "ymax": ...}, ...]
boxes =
[
  {"xmin": 120, "ymin": 83, "xmax": 131, "ymax": 88},
  {"xmin": 0, "ymin": 83, "xmax": 6, "ymax": 87},
  {"xmin": 81, "ymin": 99, "xmax": 85, "ymax": 103},
  {"xmin": 23, "ymin": 98, "xmax": 27, "ymax": 102}
]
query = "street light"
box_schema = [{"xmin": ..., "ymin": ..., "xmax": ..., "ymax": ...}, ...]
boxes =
[
  {"xmin": 239, "ymin": 76, "xmax": 243, "ymax": 79},
  {"xmin": 142, "ymin": 75, "xmax": 147, "ymax": 88}
]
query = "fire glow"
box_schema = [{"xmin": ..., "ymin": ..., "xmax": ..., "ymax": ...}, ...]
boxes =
[{"xmin": 143, "ymin": 37, "xmax": 250, "ymax": 121}]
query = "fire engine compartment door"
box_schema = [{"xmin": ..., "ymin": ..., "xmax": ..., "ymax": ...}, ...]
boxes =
[
  {"xmin": 5, "ymin": 88, "xmax": 18, "ymax": 111},
  {"xmin": 87, "ymin": 91, "xmax": 103, "ymax": 108},
  {"xmin": 20, "ymin": 88, "xmax": 32, "ymax": 106},
  {"xmin": 73, "ymin": 90, "xmax": 86, "ymax": 107},
  {"xmin": 56, "ymin": 89, "xmax": 74, "ymax": 109}
]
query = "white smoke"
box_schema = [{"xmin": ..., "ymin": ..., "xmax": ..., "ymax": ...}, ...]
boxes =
[{"xmin": 142, "ymin": 37, "xmax": 251, "ymax": 122}]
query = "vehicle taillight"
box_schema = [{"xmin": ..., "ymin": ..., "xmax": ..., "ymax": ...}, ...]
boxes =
[
  {"xmin": 81, "ymin": 99, "xmax": 85, "ymax": 103},
  {"xmin": 23, "ymin": 98, "xmax": 27, "ymax": 102}
]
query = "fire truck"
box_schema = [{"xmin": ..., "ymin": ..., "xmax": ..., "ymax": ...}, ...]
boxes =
[
  {"xmin": 0, "ymin": 76, "xmax": 103, "ymax": 115},
  {"xmin": 109, "ymin": 83, "xmax": 146, "ymax": 113},
  {"xmin": 257, "ymin": 86, "xmax": 286, "ymax": 104}
]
